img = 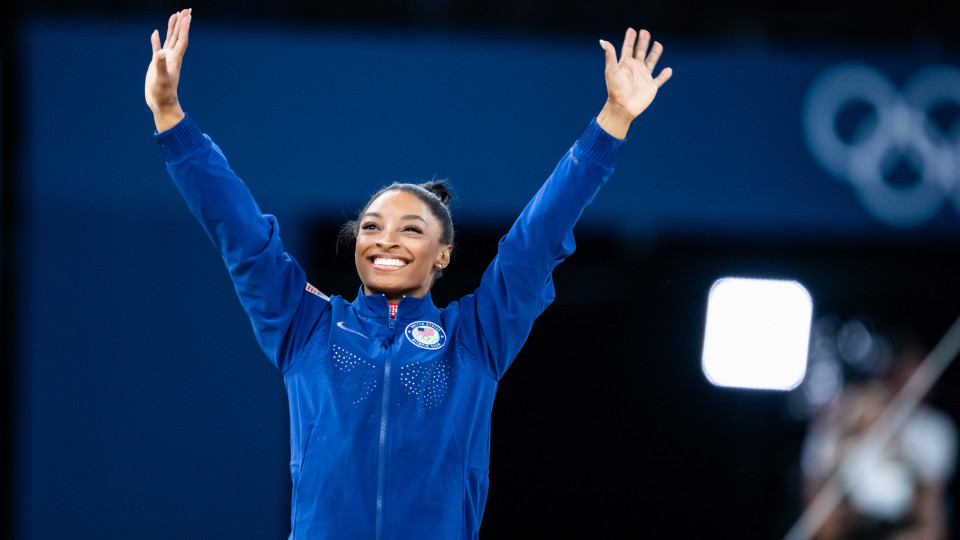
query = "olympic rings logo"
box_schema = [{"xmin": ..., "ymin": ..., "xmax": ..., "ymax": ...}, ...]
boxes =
[{"xmin": 802, "ymin": 64, "xmax": 960, "ymax": 227}]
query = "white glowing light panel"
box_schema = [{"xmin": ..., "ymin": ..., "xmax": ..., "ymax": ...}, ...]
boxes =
[{"xmin": 702, "ymin": 277, "xmax": 813, "ymax": 391}]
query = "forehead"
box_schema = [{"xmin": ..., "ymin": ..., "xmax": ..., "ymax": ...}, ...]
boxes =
[{"xmin": 365, "ymin": 190, "xmax": 433, "ymax": 219}]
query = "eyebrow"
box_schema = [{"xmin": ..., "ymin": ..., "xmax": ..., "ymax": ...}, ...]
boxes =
[{"xmin": 362, "ymin": 212, "xmax": 428, "ymax": 224}]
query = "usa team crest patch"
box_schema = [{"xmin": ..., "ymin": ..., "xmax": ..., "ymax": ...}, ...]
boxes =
[{"xmin": 404, "ymin": 321, "xmax": 446, "ymax": 350}]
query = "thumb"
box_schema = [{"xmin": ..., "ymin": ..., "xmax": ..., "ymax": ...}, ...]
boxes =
[
  {"xmin": 151, "ymin": 29, "xmax": 161, "ymax": 55},
  {"xmin": 599, "ymin": 39, "xmax": 617, "ymax": 72},
  {"xmin": 653, "ymin": 66, "xmax": 674, "ymax": 88}
]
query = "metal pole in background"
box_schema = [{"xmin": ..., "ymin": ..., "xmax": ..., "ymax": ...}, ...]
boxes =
[{"xmin": 783, "ymin": 313, "xmax": 960, "ymax": 540}]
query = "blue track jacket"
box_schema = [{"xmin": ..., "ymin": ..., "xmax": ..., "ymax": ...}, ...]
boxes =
[{"xmin": 156, "ymin": 116, "xmax": 623, "ymax": 539}]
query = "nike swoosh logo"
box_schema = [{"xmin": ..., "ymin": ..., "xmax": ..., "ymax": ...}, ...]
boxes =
[{"xmin": 336, "ymin": 321, "xmax": 371, "ymax": 340}]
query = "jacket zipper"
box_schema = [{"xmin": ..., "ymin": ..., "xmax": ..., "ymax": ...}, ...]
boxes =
[{"xmin": 375, "ymin": 313, "xmax": 397, "ymax": 540}]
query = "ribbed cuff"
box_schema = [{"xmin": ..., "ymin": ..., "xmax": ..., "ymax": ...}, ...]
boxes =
[
  {"xmin": 154, "ymin": 113, "xmax": 206, "ymax": 163},
  {"xmin": 575, "ymin": 118, "xmax": 625, "ymax": 167}
]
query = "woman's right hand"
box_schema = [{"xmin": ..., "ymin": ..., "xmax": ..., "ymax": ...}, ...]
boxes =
[{"xmin": 145, "ymin": 9, "xmax": 191, "ymax": 132}]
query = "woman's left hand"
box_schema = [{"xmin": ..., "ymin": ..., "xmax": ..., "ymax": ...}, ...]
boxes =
[{"xmin": 597, "ymin": 28, "xmax": 672, "ymax": 138}]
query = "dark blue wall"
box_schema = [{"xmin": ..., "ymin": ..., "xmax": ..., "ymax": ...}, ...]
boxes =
[{"xmin": 13, "ymin": 14, "xmax": 960, "ymax": 539}]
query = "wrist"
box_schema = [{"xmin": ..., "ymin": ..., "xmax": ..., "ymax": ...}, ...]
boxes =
[
  {"xmin": 152, "ymin": 103, "xmax": 186, "ymax": 133},
  {"xmin": 596, "ymin": 100, "xmax": 634, "ymax": 139}
]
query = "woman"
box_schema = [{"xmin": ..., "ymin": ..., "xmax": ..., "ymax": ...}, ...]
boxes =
[{"xmin": 146, "ymin": 8, "xmax": 671, "ymax": 539}]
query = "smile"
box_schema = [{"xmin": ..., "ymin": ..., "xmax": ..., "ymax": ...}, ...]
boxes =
[{"xmin": 371, "ymin": 257, "xmax": 409, "ymax": 269}]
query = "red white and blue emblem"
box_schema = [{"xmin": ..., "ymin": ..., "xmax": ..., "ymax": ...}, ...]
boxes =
[{"xmin": 404, "ymin": 321, "xmax": 446, "ymax": 350}]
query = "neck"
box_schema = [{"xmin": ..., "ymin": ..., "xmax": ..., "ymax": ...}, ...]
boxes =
[{"xmin": 362, "ymin": 284, "xmax": 427, "ymax": 304}]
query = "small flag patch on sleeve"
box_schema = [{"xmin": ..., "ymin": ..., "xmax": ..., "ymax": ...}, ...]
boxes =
[{"xmin": 305, "ymin": 283, "xmax": 329, "ymax": 300}]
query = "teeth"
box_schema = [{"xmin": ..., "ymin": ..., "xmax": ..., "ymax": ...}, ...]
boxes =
[{"xmin": 374, "ymin": 257, "xmax": 407, "ymax": 267}]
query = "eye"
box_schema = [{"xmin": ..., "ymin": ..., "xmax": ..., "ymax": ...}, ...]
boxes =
[
  {"xmin": 360, "ymin": 222, "xmax": 379, "ymax": 231},
  {"xmin": 403, "ymin": 225, "xmax": 423, "ymax": 234}
]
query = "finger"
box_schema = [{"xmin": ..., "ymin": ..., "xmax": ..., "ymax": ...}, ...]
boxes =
[
  {"xmin": 174, "ymin": 9, "xmax": 191, "ymax": 56},
  {"xmin": 619, "ymin": 28, "xmax": 636, "ymax": 63},
  {"xmin": 168, "ymin": 12, "xmax": 182, "ymax": 50},
  {"xmin": 151, "ymin": 29, "xmax": 161, "ymax": 55},
  {"xmin": 645, "ymin": 41, "xmax": 664, "ymax": 70},
  {"xmin": 599, "ymin": 39, "xmax": 617, "ymax": 72},
  {"xmin": 163, "ymin": 12, "xmax": 177, "ymax": 48},
  {"xmin": 653, "ymin": 66, "xmax": 673, "ymax": 87},
  {"xmin": 635, "ymin": 29, "xmax": 651, "ymax": 60}
]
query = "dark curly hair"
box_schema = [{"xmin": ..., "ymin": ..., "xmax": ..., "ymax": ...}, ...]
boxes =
[{"xmin": 338, "ymin": 179, "xmax": 455, "ymax": 278}]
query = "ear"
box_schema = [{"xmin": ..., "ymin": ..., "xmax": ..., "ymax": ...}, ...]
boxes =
[{"xmin": 435, "ymin": 245, "xmax": 453, "ymax": 270}]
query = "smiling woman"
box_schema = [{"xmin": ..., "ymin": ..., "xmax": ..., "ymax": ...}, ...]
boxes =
[
  {"xmin": 146, "ymin": 7, "xmax": 671, "ymax": 540},
  {"xmin": 341, "ymin": 181, "xmax": 455, "ymax": 301},
  {"xmin": 354, "ymin": 188, "xmax": 451, "ymax": 301}
]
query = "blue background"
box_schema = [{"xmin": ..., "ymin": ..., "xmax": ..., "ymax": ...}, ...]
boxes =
[{"xmin": 8, "ymin": 10, "xmax": 960, "ymax": 539}]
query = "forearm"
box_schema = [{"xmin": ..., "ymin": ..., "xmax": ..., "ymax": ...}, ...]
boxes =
[
  {"xmin": 471, "ymin": 119, "xmax": 623, "ymax": 376},
  {"xmin": 501, "ymin": 118, "xmax": 622, "ymax": 264},
  {"xmin": 157, "ymin": 115, "xmax": 277, "ymax": 264},
  {"xmin": 155, "ymin": 115, "xmax": 309, "ymax": 364}
]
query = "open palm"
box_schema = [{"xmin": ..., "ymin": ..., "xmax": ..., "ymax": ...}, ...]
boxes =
[
  {"xmin": 601, "ymin": 28, "xmax": 672, "ymax": 119},
  {"xmin": 145, "ymin": 9, "xmax": 191, "ymax": 131}
]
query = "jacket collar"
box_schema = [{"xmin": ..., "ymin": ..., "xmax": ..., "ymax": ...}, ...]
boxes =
[{"xmin": 353, "ymin": 286, "xmax": 437, "ymax": 320}]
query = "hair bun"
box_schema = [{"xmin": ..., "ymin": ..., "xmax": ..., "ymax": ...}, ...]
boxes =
[{"xmin": 421, "ymin": 180, "xmax": 452, "ymax": 208}]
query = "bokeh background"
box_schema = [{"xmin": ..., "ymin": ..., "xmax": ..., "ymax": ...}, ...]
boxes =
[{"xmin": 3, "ymin": 1, "xmax": 960, "ymax": 538}]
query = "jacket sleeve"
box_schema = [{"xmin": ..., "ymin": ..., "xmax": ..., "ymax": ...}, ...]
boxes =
[
  {"xmin": 155, "ymin": 115, "xmax": 323, "ymax": 371},
  {"xmin": 458, "ymin": 119, "xmax": 624, "ymax": 379}
]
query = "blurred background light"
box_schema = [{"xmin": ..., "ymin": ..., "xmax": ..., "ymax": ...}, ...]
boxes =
[{"xmin": 702, "ymin": 277, "xmax": 813, "ymax": 391}]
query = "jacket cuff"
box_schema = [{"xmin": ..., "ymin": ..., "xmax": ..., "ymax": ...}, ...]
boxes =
[
  {"xmin": 574, "ymin": 118, "xmax": 625, "ymax": 167},
  {"xmin": 154, "ymin": 114, "xmax": 206, "ymax": 163}
]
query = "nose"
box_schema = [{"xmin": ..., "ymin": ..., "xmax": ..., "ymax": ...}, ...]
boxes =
[{"xmin": 376, "ymin": 227, "xmax": 400, "ymax": 248}]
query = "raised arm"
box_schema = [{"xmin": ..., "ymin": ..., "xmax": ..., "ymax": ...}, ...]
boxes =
[
  {"xmin": 146, "ymin": 9, "xmax": 323, "ymax": 372},
  {"xmin": 459, "ymin": 28, "xmax": 671, "ymax": 379},
  {"xmin": 597, "ymin": 28, "xmax": 673, "ymax": 139},
  {"xmin": 145, "ymin": 8, "xmax": 191, "ymax": 132}
]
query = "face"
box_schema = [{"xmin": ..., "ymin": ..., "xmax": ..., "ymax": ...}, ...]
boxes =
[{"xmin": 355, "ymin": 190, "xmax": 452, "ymax": 303}]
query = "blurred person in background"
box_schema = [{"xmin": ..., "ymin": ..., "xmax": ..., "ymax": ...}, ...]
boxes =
[{"xmin": 801, "ymin": 332, "xmax": 957, "ymax": 540}]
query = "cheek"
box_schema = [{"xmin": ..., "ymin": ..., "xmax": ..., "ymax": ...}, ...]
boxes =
[
  {"xmin": 414, "ymin": 241, "xmax": 441, "ymax": 263},
  {"xmin": 353, "ymin": 238, "xmax": 369, "ymax": 272},
  {"xmin": 354, "ymin": 235, "xmax": 372, "ymax": 257}
]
